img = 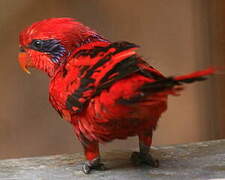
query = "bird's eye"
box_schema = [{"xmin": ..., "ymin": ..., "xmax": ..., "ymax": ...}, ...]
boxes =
[
  {"xmin": 30, "ymin": 39, "xmax": 44, "ymax": 50},
  {"xmin": 28, "ymin": 39, "xmax": 66, "ymax": 64}
]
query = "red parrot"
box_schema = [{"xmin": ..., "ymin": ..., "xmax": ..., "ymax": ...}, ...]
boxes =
[{"xmin": 18, "ymin": 18, "xmax": 214, "ymax": 174}]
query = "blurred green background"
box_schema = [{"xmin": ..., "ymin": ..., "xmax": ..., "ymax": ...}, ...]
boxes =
[{"xmin": 0, "ymin": 0, "xmax": 224, "ymax": 159}]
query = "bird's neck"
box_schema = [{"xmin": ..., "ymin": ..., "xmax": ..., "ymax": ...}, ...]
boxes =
[{"xmin": 47, "ymin": 35, "xmax": 110, "ymax": 78}]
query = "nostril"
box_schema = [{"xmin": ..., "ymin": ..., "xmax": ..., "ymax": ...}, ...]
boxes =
[{"xmin": 19, "ymin": 46, "xmax": 25, "ymax": 52}]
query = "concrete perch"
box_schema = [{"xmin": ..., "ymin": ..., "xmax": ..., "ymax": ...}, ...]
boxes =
[{"xmin": 0, "ymin": 139, "xmax": 224, "ymax": 180}]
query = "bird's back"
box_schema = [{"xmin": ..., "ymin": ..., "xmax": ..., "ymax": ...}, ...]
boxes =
[{"xmin": 49, "ymin": 41, "xmax": 168, "ymax": 143}]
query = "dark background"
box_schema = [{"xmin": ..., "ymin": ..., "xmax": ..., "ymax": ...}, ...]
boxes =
[{"xmin": 0, "ymin": 0, "xmax": 224, "ymax": 159}]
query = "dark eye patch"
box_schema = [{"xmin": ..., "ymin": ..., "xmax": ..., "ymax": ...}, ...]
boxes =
[{"xmin": 29, "ymin": 39, "xmax": 66, "ymax": 63}]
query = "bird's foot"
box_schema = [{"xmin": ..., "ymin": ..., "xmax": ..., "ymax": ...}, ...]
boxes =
[
  {"xmin": 82, "ymin": 158, "xmax": 106, "ymax": 174},
  {"xmin": 130, "ymin": 151, "xmax": 159, "ymax": 167}
]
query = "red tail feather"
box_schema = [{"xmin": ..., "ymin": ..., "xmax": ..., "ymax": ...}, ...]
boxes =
[{"xmin": 174, "ymin": 67, "xmax": 215, "ymax": 81}]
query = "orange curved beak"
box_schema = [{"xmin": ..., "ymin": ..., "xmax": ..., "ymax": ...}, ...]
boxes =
[{"xmin": 18, "ymin": 52, "xmax": 31, "ymax": 74}]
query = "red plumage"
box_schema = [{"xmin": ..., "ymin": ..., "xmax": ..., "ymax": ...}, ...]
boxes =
[{"xmin": 18, "ymin": 18, "xmax": 215, "ymax": 173}]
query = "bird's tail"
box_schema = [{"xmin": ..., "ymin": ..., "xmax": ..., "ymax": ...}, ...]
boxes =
[
  {"xmin": 174, "ymin": 67, "xmax": 215, "ymax": 82},
  {"xmin": 140, "ymin": 67, "xmax": 216, "ymax": 96},
  {"xmin": 117, "ymin": 67, "xmax": 216, "ymax": 105}
]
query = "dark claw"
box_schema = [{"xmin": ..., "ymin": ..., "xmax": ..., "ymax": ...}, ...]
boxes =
[
  {"xmin": 82, "ymin": 163, "xmax": 91, "ymax": 174},
  {"xmin": 130, "ymin": 151, "xmax": 159, "ymax": 167},
  {"xmin": 96, "ymin": 163, "xmax": 107, "ymax": 171},
  {"xmin": 82, "ymin": 158, "xmax": 106, "ymax": 174}
]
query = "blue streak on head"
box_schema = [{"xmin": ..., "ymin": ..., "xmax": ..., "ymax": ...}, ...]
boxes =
[{"xmin": 29, "ymin": 39, "xmax": 67, "ymax": 64}]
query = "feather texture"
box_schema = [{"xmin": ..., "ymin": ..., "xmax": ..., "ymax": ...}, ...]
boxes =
[
  {"xmin": 19, "ymin": 18, "xmax": 215, "ymax": 167},
  {"xmin": 48, "ymin": 41, "xmax": 214, "ymax": 143}
]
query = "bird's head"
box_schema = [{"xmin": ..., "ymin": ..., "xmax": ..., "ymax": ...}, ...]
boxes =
[{"xmin": 18, "ymin": 18, "xmax": 105, "ymax": 77}]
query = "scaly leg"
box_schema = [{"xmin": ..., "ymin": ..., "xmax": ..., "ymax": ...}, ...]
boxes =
[
  {"xmin": 131, "ymin": 132, "xmax": 159, "ymax": 167},
  {"xmin": 82, "ymin": 141, "xmax": 106, "ymax": 174}
]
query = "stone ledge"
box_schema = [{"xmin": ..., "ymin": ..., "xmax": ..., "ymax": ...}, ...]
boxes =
[{"xmin": 0, "ymin": 139, "xmax": 225, "ymax": 180}]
